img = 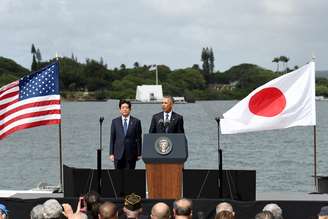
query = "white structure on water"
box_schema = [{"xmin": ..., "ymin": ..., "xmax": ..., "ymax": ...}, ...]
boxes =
[{"xmin": 135, "ymin": 85, "xmax": 163, "ymax": 102}]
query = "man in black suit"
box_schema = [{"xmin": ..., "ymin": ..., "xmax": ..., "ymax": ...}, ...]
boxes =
[
  {"xmin": 149, "ymin": 96, "xmax": 184, "ymax": 133},
  {"xmin": 109, "ymin": 100, "xmax": 142, "ymax": 169}
]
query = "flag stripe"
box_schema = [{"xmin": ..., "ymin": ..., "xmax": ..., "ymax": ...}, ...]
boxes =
[
  {"xmin": 0, "ymin": 86, "xmax": 19, "ymax": 99},
  {"xmin": 1, "ymin": 105, "xmax": 61, "ymax": 125},
  {"xmin": 0, "ymin": 114, "xmax": 61, "ymax": 137},
  {"xmin": 0, "ymin": 81, "xmax": 18, "ymax": 94},
  {"xmin": 0, "ymin": 93, "xmax": 19, "ymax": 106},
  {"xmin": 0, "ymin": 96, "xmax": 60, "ymax": 115},
  {"xmin": 0, "ymin": 119, "xmax": 60, "ymax": 139},
  {"xmin": 0, "ymin": 109, "xmax": 61, "ymax": 129}
]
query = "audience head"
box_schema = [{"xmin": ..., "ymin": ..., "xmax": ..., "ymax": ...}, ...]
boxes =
[
  {"xmin": 215, "ymin": 211, "xmax": 235, "ymax": 219},
  {"xmin": 43, "ymin": 199, "xmax": 63, "ymax": 219},
  {"xmin": 0, "ymin": 204, "xmax": 8, "ymax": 219},
  {"xmin": 216, "ymin": 202, "xmax": 234, "ymax": 215},
  {"xmin": 319, "ymin": 206, "xmax": 328, "ymax": 219},
  {"xmin": 84, "ymin": 191, "xmax": 100, "ymax": 218},
  {"xmin": 123, "ymin": 193, "xmax": 143, "ymax": 218},
  {"xmin": 151, "ymin": 202, "xmax": 170, "ymax": 219},
  {"xmin": 263, "ymin": 203, "xmax": 283, "ymax": 219},
  {"xmin": 98, "ymin": 202, "xmax": 118, "ymax": 219},
  {"xmin": 255, "ymin": 211, "xmax": 274, "ymax": 219},
  {"xmin": 173, "ymin": 198, "xmax": 192, "ymax": 218},
  {"xmin": 30, "ymin": 204, "xmax": 45, "ymax": 219},
  {"xmin": 84, "ymin": 191, "xmax": 100, "ymax": 211}
]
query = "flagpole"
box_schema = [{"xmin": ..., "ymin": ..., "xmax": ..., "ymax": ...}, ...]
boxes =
[
  {"xmin": 56, "ymin": 53, "xmax": 63, "ymax": 192},
  {"xmin": 215, "ymin": 116, "xmax": 223, "ymax": 198},
  {"xmin": 59, "ymin": 123, "xmax": 63, "ymax": 192},
  {"xmin": 155, "ymin": 65, "xmax": 158, "ymax": 85},
  {"xmin": 314, "ymin": 125, "xmax": 317, "ymax": 191}
]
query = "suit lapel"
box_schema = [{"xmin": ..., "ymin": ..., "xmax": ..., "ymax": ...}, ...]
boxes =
[
  {"xmin": 168, "ymin": 112, "xmax": 176, "ymax": 132},
  {"xmin": 126, "ymin": 117, "xmax": 134, "ymax": 136}
]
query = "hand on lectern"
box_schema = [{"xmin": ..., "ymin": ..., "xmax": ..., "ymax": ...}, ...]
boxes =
[{"xmin": 108, "ymin": 155, "xmax": 114, "ymax": 161}]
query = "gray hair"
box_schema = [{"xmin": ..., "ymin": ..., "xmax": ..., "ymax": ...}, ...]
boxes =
[
  {"xmin": 43, "ymin": 199, "xmax": 62, "ymax": 219},
  {"xmin": 30, "ymin": 204, "xmax": 45, "ymax": 219},
  {"xmin": 216, "ymin": 202, "xmax": 234, "ymax": 214},
  {"xmin": 263, "ymin": 203, "xmax": 283, "ymax": 219}
]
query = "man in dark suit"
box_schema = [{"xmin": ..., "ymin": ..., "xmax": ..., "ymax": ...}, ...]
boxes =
[
  {"xmin": 149, "ymin": 96, "xmax": 184, "ymax": 133},
  {"xmin": 109, "ymin": 100, "xmax": 142, "ymax": 169}
]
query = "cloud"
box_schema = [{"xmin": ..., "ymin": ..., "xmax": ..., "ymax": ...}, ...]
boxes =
[{"xmin": 0, "ymin": 0, "xmax": 327, "ymax": 71}]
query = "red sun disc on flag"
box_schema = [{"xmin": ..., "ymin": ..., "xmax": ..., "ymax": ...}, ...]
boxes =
[{"xmin": 249, "ymin": 87, "xmax": 286, "ymax": 117}]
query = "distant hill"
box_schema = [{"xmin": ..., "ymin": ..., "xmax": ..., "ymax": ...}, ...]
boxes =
[
  {"xmin": 0, "ymin": 56, "xmax": 30, "ymax": 87},
  {"xmin": 0, "ymin": 56, "xmax": 29, "ymax": 77},
  {"xmin": 316, "ymin": 70, "xmax": 328, "ymax": 78}
]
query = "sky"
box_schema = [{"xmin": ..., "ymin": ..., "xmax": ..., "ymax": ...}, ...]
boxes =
[{"xmin": 1, "ymin": 0, "xmax": 327, "ymax": 71}]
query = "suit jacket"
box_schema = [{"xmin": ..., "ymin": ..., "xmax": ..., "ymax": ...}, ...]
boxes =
[
  {"xmin": 109, "ymin": 116, "xmax": 142, "ymax": 161},
  {"xmin": 149, "ymin": 111, "xmax": 184, "ymax": 133}
]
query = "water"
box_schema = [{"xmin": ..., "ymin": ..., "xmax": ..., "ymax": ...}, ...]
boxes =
[{"xmin": 1, "ymin": 100, "xmax": 328, "ymax": 192}]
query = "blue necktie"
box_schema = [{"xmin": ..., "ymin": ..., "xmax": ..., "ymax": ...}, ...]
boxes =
[
  {"xmin": 165, "ymin": 113, "xmax": 169, "ymax": 133},
  {"xmin": 123, "ymin": 118, "xmax": 128, "ymax": 136}
]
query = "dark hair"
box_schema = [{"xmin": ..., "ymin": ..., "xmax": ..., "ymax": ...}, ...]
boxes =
[
  {"xmin": 255, "ymin": 211, "xmax": 274, "ymax": 219},
  {"xmin": 215, "ymin": 211, "xmax": 235, "ymax": 219},
  {"xmin": 84, "ymin": 191, "xmax": 100, "ymax": 211},
  {"xmin": 119, "ymin": 99, "xmax": 131, "ymax": 109}
]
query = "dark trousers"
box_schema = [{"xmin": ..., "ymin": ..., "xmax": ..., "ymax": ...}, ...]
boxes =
[{"xmin": 114, "ymin": 159, "xmax": 136, "ymax": 169}]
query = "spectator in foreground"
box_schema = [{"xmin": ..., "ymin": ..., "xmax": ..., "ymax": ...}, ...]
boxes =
[
  {"xmin": 43, "ymin": 199, "xmax": 63, "ymax": 219},
  {"xmin": 215, "ymin": 211, "xmax": 234, "ymax": 219},
  {"xmin": 255, "ymin": 211, "xmax": 274, "ymax": 219},
  {"xmin": 216, "ymin": 202, "xmax": 235, "ymax": 215},
  {"xmin": 0, "ymin": 203, "xmax": 8, "ymax": 219},
  {"xmin": 84, "ymin": 191, "xmax": 101, "ymax": 219},
  {"xmin": 173, "ymin": 198, "xmax": 192, "ymax": 219},
  {"xmin": 151, "ymin": 202, "xmax": 171, "ymax": 219},
  {"xmin": 30, "ymin": 204, "xmax": 45, "ymax": 219},
  {"xmin": 121, "ymin": 193, "xmax": 147, "ymax": 219},
  {"xmin": 263, "ymin": 203, "xmax": 283, "ymax": 219},
  {"xmin": 98, "ymin": 202, "xmax": 118, "ymax": 219},
  {"xmin": 318, "ymin": 206, "xmax": 328, "ymax": 219}
]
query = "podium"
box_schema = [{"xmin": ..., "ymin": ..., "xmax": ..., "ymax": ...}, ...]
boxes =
[{"xmin": 142, "ymin": 134, "xmax": 188, "ymax": 199}]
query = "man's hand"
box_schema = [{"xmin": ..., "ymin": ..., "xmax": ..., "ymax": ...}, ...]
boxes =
[{"xmin": 108, "ymin": 155, "xmax": 114, "ymax": 161}]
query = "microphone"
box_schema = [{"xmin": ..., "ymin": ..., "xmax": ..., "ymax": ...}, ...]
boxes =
[
  {"xmin": 164, "ymin": 120, "xmax": 170, "ymax": 129},
  {"xmin": 158, "ymin": 119, "xmax": 164, "ymax": 125},
  {"xmin": 99, "ymin": 117, "xmax": 104, "ymax": 124},
  {"xmin": 158, "ymin": 119, "xmax": 165, "ymax": 131}
]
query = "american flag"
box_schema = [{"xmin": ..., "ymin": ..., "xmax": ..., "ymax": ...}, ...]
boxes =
[{"xmin": 0, "ymin": 62, "xmax": 61, "ymax": 139}]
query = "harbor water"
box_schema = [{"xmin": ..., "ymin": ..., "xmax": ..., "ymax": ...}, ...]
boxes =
[{"xmin": 1, "ymin": 100, "xmax": 328, "ymax": 192}]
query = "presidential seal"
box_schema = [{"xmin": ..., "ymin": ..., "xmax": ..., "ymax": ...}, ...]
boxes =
[{"xmin": 154, "ymin": 137, "xmax": 173, "ymax": 155}]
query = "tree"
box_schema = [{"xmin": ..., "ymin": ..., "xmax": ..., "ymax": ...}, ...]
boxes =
[
  {"xmin": 285, "ymin": 56, "xmax": 290, "ymax": 73},
  {"xmin": 272, "ymin": 57, "xmax": 280, "ymax": 72},
  {"xmin": 31, "ymin": 55, "xmax": 38, "ymax": 71},
  {"xmin": 133, "ymin": 62, "xmax": 139, "ymax": 68},
  {"xmin": 31, "ymin": 44, "xmax": 36, "ymax": 54},
  {"xmin": 120, "ymin": 64, "xmax": 126, "ymax": 71},
  {"xmin": 201, "ymin": 47, "xmax": 210, "ymax": 75},
  {"xmin": 279, "ymin": 56, "xmax": 290, "ymax": 73},
  {"xmin": 209, "ymin": 48, "xmax": 215, "ymax": 74},
  {"xmin": 36, "ymin": 48, "xmax": 42, "ymax": 62}
]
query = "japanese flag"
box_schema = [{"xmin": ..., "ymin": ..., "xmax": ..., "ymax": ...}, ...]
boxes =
[{"xmin": 220, "ymin": 62, "xmax": 316, "ymax": 134}]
